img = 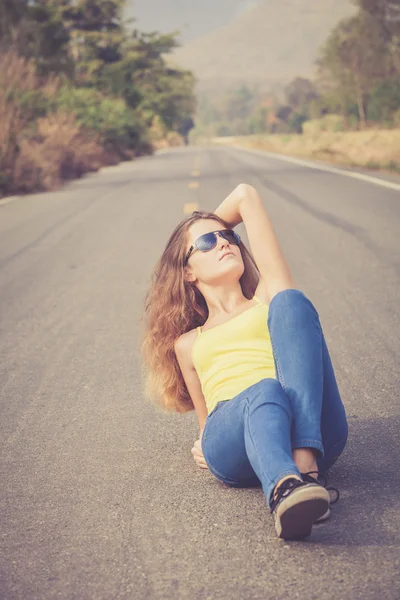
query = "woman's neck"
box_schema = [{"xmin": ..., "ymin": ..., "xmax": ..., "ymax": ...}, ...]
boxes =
[{"xmin": 198, "ymin": 284, "xmax": 250, "ymax": 319}]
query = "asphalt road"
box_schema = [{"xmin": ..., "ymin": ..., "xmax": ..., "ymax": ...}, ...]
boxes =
[{"xmin": 0, "ymin": 146, "xmax": 399, "ymax": 600}]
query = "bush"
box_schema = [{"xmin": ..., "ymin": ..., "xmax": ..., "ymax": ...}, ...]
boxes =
[
  {"xmin": 0, "ymin": 51, "xmax": 40, "ymax": 191},
  {"xmin": 0, "ymin": 51, "xmax": 118, "ymax": 195},
  {"xmin": 367, "ymin": 79, "xmax": 400, "ymax": 124},
  {"xmin": 166, "ymin": 131, "xmax": 183, "ymax": 147},
  {"xmin": 302, "ymin": 114, "xmax": 344, "ymax": 134},
  {"xmin": 13, "ymin": 111, "xmax": 112, "ymax": 192},
  {"xmin": 55, "ymin": 87, "xmax": 151, "ymax": 157},
  {"xmin": 288, "ymin": 112, "xmax": 308, "ymax": 133},
  {"xmin": 149, "ymin": 115, "xmax": 168, "ymax": 142},
  {"xmin": 393, "ymin": 109, "xmax": 400, "ymax": 127}
]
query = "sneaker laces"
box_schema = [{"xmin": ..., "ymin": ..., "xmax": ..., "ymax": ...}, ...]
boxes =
[
  {"xmin": 269, "ymin": 477, "xmax": 307, "ymax": 514},
  {"xmin": 301, "ymin": 470, "xmax": 340, "ymax": 505}
]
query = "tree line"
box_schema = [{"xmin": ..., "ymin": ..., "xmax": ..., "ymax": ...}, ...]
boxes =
[
  {"xmin": 196, "ymin": 0, "xmax": 400, "ymax": 137},
  {"xmin": 0, "ymin": 0, "xmax": 196, "ymax": 194}
]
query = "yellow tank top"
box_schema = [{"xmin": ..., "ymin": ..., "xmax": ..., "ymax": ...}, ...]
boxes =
[{"xmin": 192, "ymin": 295, "xmax": 276, "ymax": 414}]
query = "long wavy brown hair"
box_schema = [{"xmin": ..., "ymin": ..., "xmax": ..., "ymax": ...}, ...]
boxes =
[{"xmin": 140, "ymin": 210, "xmax": 260, "ymax": 414}]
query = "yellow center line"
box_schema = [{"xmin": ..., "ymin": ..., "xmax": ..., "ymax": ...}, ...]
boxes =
[{"xmin": 185, "ymin": 156, "xmax": 201, "ymax": 214}]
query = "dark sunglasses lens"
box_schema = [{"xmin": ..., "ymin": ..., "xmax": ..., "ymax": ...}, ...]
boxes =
[
  {"xmin": 221, "ymin": 230, "xmax": 241, "ymax": 244},
  {"xmin": 197, "ymin": 232, "xmax": 218, "ymax": 251}
]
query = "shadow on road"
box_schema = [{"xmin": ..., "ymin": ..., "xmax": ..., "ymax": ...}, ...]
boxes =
[
  {"xmin": 318, "ymin": 414, "xmax": 400, "ymax": 547},
  {"xmin": 201, "ymin": 415, "xmax": 400, "ymax": 547}
]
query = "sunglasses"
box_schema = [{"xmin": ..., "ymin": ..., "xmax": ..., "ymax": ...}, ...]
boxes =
[{"xmin": 184, "ymin": 229, "xmax": 241, "ymax": 266}]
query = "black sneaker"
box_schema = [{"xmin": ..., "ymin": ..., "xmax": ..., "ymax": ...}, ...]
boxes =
[
  {"xmin": 300, "ymin": 471, "xmax": 340, "ymax": 524},
  {"xmin": 270, "ymin": 476, "xmax": 330, "ymax": 540}
]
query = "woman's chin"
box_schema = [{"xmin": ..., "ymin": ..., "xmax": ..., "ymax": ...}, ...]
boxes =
[{"xmin": 213, "ymin": 262, "xmax": 244, "ymax": 282}]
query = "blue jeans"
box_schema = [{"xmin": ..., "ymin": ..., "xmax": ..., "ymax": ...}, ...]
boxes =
[{"xmin": 201, "ymin": 289, "xmax": 348, "ymax": 509}]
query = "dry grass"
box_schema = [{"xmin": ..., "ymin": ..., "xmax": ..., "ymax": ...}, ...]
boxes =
[
  {"xmin": 0, "ymin": 51, "xmax": 39, "ymax": 189},
  {"xmin": 213, "ymin": 129, "xmax": 400, "ymax": 173},
  {"xmin": 0, "ymin": 50, "xmax": 119, "ymax": 195},
  {"xmin": 14, "ymin": 112, "xmax": 111, "ymax": 192}
]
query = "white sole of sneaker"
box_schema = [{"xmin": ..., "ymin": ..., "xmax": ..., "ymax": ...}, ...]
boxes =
[
  {"xmin": 314, "ymin": 506, "xmax": 331, "ymax": 524},
  {"xmin": 275, "ymin": 485, "xmax": 330, "ymax": 540}
]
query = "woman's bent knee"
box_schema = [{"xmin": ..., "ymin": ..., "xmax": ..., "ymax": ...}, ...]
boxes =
[
  {"xmin": 268, "ymin": 288, "xmax": 319, "ymax": 320},
  {"xmin": 245, "ymin": 378, "xmax": 291, "ymax": 418}
]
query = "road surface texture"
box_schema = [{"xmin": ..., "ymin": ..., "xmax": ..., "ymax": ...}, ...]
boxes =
[{"xmin": 1, "ymin": 146, "xmax": 399, "ymax": 599}]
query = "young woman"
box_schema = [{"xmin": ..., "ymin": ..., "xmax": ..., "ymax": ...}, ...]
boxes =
[{"xmin": 141, "ymin": 183, "xmax": 348, "ymax": 541}]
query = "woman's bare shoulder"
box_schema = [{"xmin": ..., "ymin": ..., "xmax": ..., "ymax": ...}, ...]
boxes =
[{"xmin": 174, "ymin": 328, "xmax": 198, "ymax": 356}]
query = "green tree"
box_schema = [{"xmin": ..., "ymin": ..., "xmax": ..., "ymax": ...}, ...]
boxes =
[
  {"xmin": 357, "ymin": 0, "xmax": 400, "ymax": 37},
  {"xmin": 55, "ymin": 86, "xmax": 151, "ymax": 156},
  {"xmin": 0, "ymin": 0, "xmax": 72, "ymax": 76},
  {"xmin": 357, "ymin": 0, "xmax": 400, "ymax": 74},
  {"xmin": 99, "ymin": 30, "xmax": 195, "ymax": 131},
  {"xmin": 287, "ymin": 112, "xmax": 308, "ymax": 134},
  {"xmin": 0, "ymin": 0, "xmax": 196, "ymax": 177},
  {"xmin": 58, "ymin": 0, "xmax": 126, "ymax": 86},
  {"xmin": 284, "ymin": 77, "xmax": 319, "ymax": 113},
  {"xmin": 0, "ymin": 0, "xmax": 26, "ymax": 43},
  {"xmin": 317, "ymin": 11, "xmax": 388, "ymax": 127},
  {"xmin": 367, "ymin": 77, "xmax": 400, "ymax": 122}
]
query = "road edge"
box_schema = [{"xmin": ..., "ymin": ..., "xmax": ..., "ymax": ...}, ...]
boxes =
[{"xmin": 230, "ymin": 144, "xmax": 400, "ymax": 192}]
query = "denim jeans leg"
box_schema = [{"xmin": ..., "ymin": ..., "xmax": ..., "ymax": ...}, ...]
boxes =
[
  {"xmin": 202, "ymin": 378, "xmax": 302, "ymax": 509},
  {"xmin": 267, "ymin": 289, "xmax": 325, "ymax": 458},
  {"xmin": 243, "ymin": 378, "xmax": 303, "ymax": 507}
]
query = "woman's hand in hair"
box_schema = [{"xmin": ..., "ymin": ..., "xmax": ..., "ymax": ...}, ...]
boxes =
[{"xmin": 191, "ymin": 437, "xmax": 208, "ymax": 469}]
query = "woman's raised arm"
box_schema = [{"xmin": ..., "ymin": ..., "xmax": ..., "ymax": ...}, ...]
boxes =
[{"xmin": 214, "ymin": 183, "xmax": 296, "ymax": 303}]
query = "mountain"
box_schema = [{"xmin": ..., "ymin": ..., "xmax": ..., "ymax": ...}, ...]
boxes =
[
  {"xmin": 172, "ymin": 0, "xmax": 357, "ymax": 91},
  {"xmin": 125, "ymin": 0, "xmax": 255, "ymax": 43}
]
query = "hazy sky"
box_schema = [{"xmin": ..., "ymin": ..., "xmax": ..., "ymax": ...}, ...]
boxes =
[{"xmin": 125, "ymin": 0, "xmax": 261, "ymax": 43}]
